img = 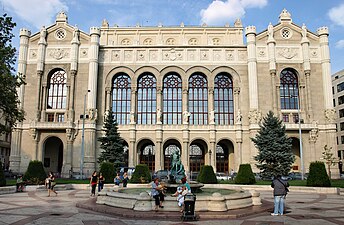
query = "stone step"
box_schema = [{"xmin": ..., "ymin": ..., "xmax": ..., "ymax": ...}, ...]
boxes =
[
  {"xmin": 36, "ymin": 185, "xmax": 67, "ymax": 191},
  {"xmin": 339, "ymin": 188, "xmax": 344, "ymax": 195}
]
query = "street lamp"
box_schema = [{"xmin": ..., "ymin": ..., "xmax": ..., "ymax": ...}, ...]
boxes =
[
  {"xmin": 80, "ymin": 90, "xmax": 90, "ymax": 179},
  {"xmin": 295, "ymin": 94, "xmax": 304, "ymax": 180}
]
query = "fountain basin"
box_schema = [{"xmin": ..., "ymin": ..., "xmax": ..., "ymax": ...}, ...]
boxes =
[{"xmin": 96, "ymin": 184, "xmax": 261, "ymax": 212}]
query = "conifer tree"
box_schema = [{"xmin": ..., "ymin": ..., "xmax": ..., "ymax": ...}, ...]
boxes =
[
  {"xmin": 252, "ymin": 111, "xmax": 295, "ymax": 178},
  {"xmin": 98, "ymin": 112, "xmax": 124, "ymax": 166}
]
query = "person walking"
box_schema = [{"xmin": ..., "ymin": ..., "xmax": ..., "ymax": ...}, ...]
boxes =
[
  {"xmin": 151, "ymin": 178, "xmax": 164, "ymax": 211},
  {"xmin": 47, "ymin": 172, "xmax": 57, "ymax": 197},
  {"xmin": 90, "ymin": 171, "xmax": 98, "ymax": 197},
  {"xmin": 122, "ymin": 172, "xmax": 128, "ymax": 188},
  {"xmin": 98, "ymin": 173, "xmax": 105, "ymax": 192},
  {"xmin": 271, "ymin": 175, "xmax": 289, "ymax": 216}
]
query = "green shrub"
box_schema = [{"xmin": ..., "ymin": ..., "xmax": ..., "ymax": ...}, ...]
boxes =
[
  {"xmin": 130, "ymin": 164, "xmax": 151, "ymax": 183},
  {"xmin": 0, "ymin": 162, "xmax": 5, "ymax": 187},
  {"xmin": 234, "ymin": 164, "xmax": 256, "ymax": 184},
  {"xmin": 23, "ymin": 160, "xmax": 46, "ymax": 184},
  {"xmin": 307, "ymin": 161, "xmax": 331, "ymax": 187},
  {"xmin": 100, "ymin": 162, "xmax": 115, "ymax": 184},
  {"xmin": 197, "ymin": 165, "xmax": 217, "ymax": 184}
]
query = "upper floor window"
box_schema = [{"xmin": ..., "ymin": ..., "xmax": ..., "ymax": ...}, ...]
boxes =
[
  {"xmin": 214, "ymin": 73, "xmax": 234, "ymax": 125},
  {"xmin": 47, "ymin": 69, "xmax": 67, "ymax": 109},
  {"xmin": 188, "ymin": 73, "xmax": 208, "ymax": 125},
  {"xmin": 112, "ymin": 73, "xmax": 131, "ymax": 125},
  {"xmin": 163, "ymin": 73, "xmax": 182, "ymax": 124},
  {"xmin": 338, "ymin": 82, "xmax": 344, "ymax": 93},
  {"xmin": 340, "ymin": 109, "xmax": 344, "ymax": 118},
  {"xmin": 137, "ymin": 73, "xmax": 156, "ymax": 124},
  {"xmin": 338, "ymin": 96, "xmax": 344, "ymax": 105},
  {"xmin": 280, "ymin": 69, "xmax": 299, "ymax": 110}
]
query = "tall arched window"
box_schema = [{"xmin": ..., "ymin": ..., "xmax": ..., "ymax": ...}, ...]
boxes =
[
  {"xmin": 188, "ymin": 73, "xmax": 208, "ymax": 125},
  {"xmin": 112, "ymin": 73, "xmax": 131, "ymax": 124},
  {"xmin": 140, "ymin": 144, "xmax": 155, "ymax": 171},
  {"xmin": 189, "ymin": 144, "xmax": 204, "ymax": 172},
  {"xmin": 163, "ymin": 73, "xmax": 182, "ymax": 124},
  {"xmin": 47, "ymin": 69, "xmax": 67, "ymax": 109},
  {"xmin": 214, "ymin": 73, "xmax": 234, "ymax": 125},
  {"xmin": 137, "ymin": 73, "xmax": 157, "ymax": 124},
  {"xmin": 280, "ymin": 69, "xmax": 299, "ymax": 109},
  {"xmin": 216, "ymin": 144, "xmax": 229, "ymax": 173}
]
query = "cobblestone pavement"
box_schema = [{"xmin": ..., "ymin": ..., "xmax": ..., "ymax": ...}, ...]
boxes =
[{"xmin": 0, "ymin": 188, "xmax": 343, "ymax": 225}]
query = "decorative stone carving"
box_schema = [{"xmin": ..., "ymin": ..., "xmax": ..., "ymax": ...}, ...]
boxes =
[
  {"xmin": 267, "ymin": 22, "xmax": 274, "ymax": 40},
  {"xmin": 258, "ymin": 47, "xmax": 265, "ymax": 57},
  {"xmin": 201, "ymin": 50, "xmax": 208, "ymax": 60},
  {"xmin": 310, "ymin": 48, "xmax": 318, "ymax": 58},
  {"xmin": 213, "ymin": 38, "xmax": 220, "ymax": 45},
  {"xmin": 236, "ymin": 109, "xmax": 242, "ymax": 124},
  {"xmin": 49, "ymin": 48, "xmax": 69, "ymax": 60},
  {"xmin": 183, "ymin": 111, "xmax": 191, "ymax": 124},
  {"xmin": 130, "ymin": 111, "xmax": 135, "ymax": 124},
  {"xmin": 66, "ymin": 128, "xmax": 77, "ymax": 142},
  {"xmin": 39, "ymin": 26, "xmax": 47, "ymax": 44},
  {"xmin": 88, "ymin": 108, "xmax": 98, "ymax": 121},
  {"xmin": 209, "ymin": 110, "xmax": 215, "ymax": 125},
  {"xmin": 111, "ymin": 50, "xmax": 120, "ymax": 61},
  {"xmin": 188, "ymin": 38, "xmax": 198, "ymax": 45},
  {"xmin": 278, "ymin": 47, "xmax": 297, "ymax": 59},
  {"xmin": 234, "ymin": 87, "xmax": 240, "ymax": 95},
  {"xmin": 54, "ymin": 28, "xmax": 66, "ymax": 40},
  {"xmin": 166, "ymin": 38, "xmax": 175, "ymax": 45},
  {"xmin": 30, "ymin": 50, "xmax": 37, "ymax": 59},
  {"xmin": 80, "ymin": 48, "xmax": 88, "ymax": 57},
  {"xmin": 234, "ymin": 18, "xmax": 242, "ymax": 27},
  {"xmin": 324, "ymin": 109, "xmax": 336, "ymax": 123},
  {"xmin": 121, "ymin": 38, "xmax": 131, "ymax": 45},
  {"xmin": 137, "ymin": 51, "xmax": 145, "ymax": 61},
  {"xmin": 226, "ymin": 51, "xmax": 234, "ymax": 61},
  {"xmin": 238, "ymin": 51, "xmax": 247, "ymax": 60},
  {"xmin": 149, "ymin": 50, "xmax": 157, "ymax": 61},
  {"xmin": 301, "ymin": 23, "xmax": 307, "ymax": 38},
  {"xmin": 143, "ymin": 38, "xmax": 153, "ymax": 45},
  {"xmin": 248, "ymin": 109, "xmax": 262, "ymax": 124},
  {"xmin": 124, "ymin": 50, "xmax": 132, "ymax": 61},
  {"xmin": 164, "ymin": 49, "xmax": 182, "ymax": 61},
  {"xmin": 309, "ymin": 120, "xmax": 319, "ymax": 143},
  {"xmin": 30, "ymin": 128, "xmax": 38, "ymax": 141},
  {"xmin": 156, "ymin": 108, "xmax": 162, "ymax": 124},
  {"xmin": 72, "ymin": 26, "xmax": 80, "ymax": 44}
]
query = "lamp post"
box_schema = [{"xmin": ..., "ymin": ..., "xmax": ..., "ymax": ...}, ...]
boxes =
[
  {"xmin": 296, "ymin": 95, "xmax": 304, "ymax": 180},
  {"xmin": 80, "ymin": 90, "xmax": 90, "ymax": 179}
]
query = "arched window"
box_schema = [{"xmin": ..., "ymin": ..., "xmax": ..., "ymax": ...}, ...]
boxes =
[
  {"xmin": 163, "ymin": 73, "xmax": 182, "ymax": 124},
  {"xmin": 216, "ymin": 144, "xmax": 229, "ymax": 173},
  {"xmin": 137, "ymin": 73, "xmax": 156, "ymax": 124},
  {"xmin": 189, "ymin": 144, "xmax": 204, "ymax": 172},
  {"xmin": 112, "ymin": 73, "xmax": 131, "ymax": 124},
  {"xmin": 47, "ymin": 69, "xmax": 67, "ymax": 109},
  {"xmin": 280, "ymin": 69, "xmax": 299, "ymax": 110},
  {"xmin": 140, "ymin": 144, "xmax": 155, "ymax": 171},
  {"xmin": 214, "ymin": 73, "xmax": 234, "ymax": 125},
  {"xmin": 188, "ymin": 73, "xmax": 208, "ymax": 125}
]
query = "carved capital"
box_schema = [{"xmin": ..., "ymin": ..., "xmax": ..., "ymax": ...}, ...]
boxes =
[
  {"xmin": 309, "ymin": 128, "xmax": 318, "ymax": 143},
  {"xmin": 88, "ymin": 108, "xmax": 98, "ymax": 121},
  {"xmin": 105, "ymin": 87, "xmax": 112, "ymax": 93},
  {"xmin": 248, "ymin": 109, "xmax": 262, "ymax": 124},
  {"xmin": 70, "ymin": 70, "xmax": 77, "ymax": 77},
  {"xmin": 208, "ymin": 87, "xmax": 214, "ymax": 94},
  {"xmin": 66, "ymin": 128, "xmax": 77, "ymax": 142},
  {"xmin": 324, "ymin": 109, "xmax": 336, "ymax": 123},
  {"xmin": 234, "ymin": 87, "xmax": 240, "ymax": 95},
  {"xmin": 157, "ymin": 86, "xmax": 163, "ymax": 94},
  {"xmin": 37, "ymin": 70, "xmax": 43, "ymax": 77},
  {"xmin": 183, "ymin": 89, "xmax": 188, "ymax": 94},
  {"xmin": 30, "ymin": 128, "xmax": 39, "ymax": 141}
]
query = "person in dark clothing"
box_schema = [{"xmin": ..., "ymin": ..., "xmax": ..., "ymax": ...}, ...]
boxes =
[
  {"xmin": 98, "ymin": 173, "xmax": 105, "ymax": 192},
  {"xmin": 271, "ymin": 175, "xmax": 289, "ymax": 216},
  {"xmin": 90, "ymin": 171, "xmax": 98, "ymax": 197}
]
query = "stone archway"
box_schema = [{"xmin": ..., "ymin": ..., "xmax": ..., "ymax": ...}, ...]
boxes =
[
  {"xmin": 137, "ymin": 139, "xmax": 155, "ymax": 172},
  {"xmin": 44, "ymin": 137, "xmax": 63, "ymax": 175},
  {"xmin": 163, "ymin": 140, "xmax": 182, "ymax": 170},
  {"xmin": 216, "ymin": 139, "xmax": 234, "ymax": 173}
]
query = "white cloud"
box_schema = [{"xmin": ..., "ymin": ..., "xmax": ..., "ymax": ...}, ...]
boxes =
[
  {"xmin": 3, "ymin": 0, "xmax": 68, "ymax": 29},
  {"xmin": 200, "ymin": 0, "xmax": 267, "ymax": 25},
  {"xmin": 335, "ymin": 40, "xmax": 344, "ymax": 49},
  {"xmin": 328, "ymin": 3, "xmax": 344, "ymax": 27}
]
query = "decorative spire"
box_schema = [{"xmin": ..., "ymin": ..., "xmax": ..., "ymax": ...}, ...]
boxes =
[
  {"xmin": 56, "ymin": 11, "xmax": 68, "ymax": 23},
  {"xmin": 234, "ymin": 18, "xmax": 242, "ymax": 27},
  {"xmin": 279, "ymin": 8, "xmax": 292, "ymax": 23}
]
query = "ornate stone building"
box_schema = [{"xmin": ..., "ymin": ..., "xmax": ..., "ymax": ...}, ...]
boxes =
[{"xmin": 10, "ymin": 9, "xmax": 338, "ymax": 178}]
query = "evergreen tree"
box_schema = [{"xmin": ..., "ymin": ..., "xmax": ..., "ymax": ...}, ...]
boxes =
[
  {"xmin": 0, "ymin": 14, "xmax": 25, "ymax": 134},
  {"xmin": 252, "ymin": 111, "xmax": 294, "ymax": 179},
  {"xmin": 98, "ymin": 112, "xmax": 124, "ymax": 166}
]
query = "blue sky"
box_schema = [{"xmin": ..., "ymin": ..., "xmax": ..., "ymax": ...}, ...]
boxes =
[{"xmin": 2, "ymin": 0, "xmax": 344, "ymax": 73}]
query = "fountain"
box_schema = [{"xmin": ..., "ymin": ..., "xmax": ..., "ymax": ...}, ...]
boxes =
[{"xmin": 96, "ymin": 149, "xmax": 262, "ymax": 212}]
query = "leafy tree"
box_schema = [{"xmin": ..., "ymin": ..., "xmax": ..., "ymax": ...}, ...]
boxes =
[
  {"xmin": 321, "ymin": 145, "xmax": 338, "ymax": 179},
  {"xmin": 0, "ymin": 14, "xmax": 25, "ymax": 135},
  {"xmin": 252, "ymin": 111, "xmax": 295, "ymax": 179},
  {"xmin": 97, "ymin": 112, "xmax": 124, "ymax": 168}
]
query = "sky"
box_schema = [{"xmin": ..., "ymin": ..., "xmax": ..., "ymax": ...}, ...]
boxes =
[{"xmin": 1, "ymin": 0, "xmax": 344, "ymax": 74}]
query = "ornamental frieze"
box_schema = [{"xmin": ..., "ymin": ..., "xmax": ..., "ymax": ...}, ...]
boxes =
[
  {"xmin": 48, "ymin": 48, "xmax": 69, "ymax": 60},
  {"xmin": 277, "ymin": 47, "xmax": 298, "ymax": 59}
]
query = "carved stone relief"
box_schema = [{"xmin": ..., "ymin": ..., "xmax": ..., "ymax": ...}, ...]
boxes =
[
  {"xmin": 143, "ymin": 38, "xmax": 153, "ymax": 45},
  {"xmin": 163, "ymin": 49, "xmax": 182, "ymax": 61},
  {"xmin": 80, "ymin": 48, "xmax": 88, "ymax": 58},
  {"xmin": 200, "ymin": 50, "xmax": 208, "ymax": 60},
  {"xmin": 187, "ymin": 50, "xmax": 196, "ymax": 61},
  {"xmin": 226, "ymin": 50, "xmax": 234, "ymax": 61},
  {"xmin": 166, "ymin": 38, "xmax": 176, "ymax": 45},
  {"xmin": 248, "ymin": 109, "xmax": 262, "ymax": 124},
  {"xmin": 111, "ymin": 50, "xmax": 120, "ymax": 61},
  {"xmin": 49, "ymin": 48, "xmax": 69, "ymax": 60},
  {"xmin": 149, "ymin": 50, "xmax": 158, "ymax": 61},
  {"xmin": 30, "ymin": 50, "xmax": 37, "ymax": 59},
  {"xmin": 137, "ymin": 50, "xmax": 145, "ymax": 61},
  {"xmin": 121, "ymin": 38, "xmax": 131, "ymax": 45},
  {"xmin": 213, "ymin": 50, "xmax": 222, "ymax": 61},
  {"xmin": 213, "ymin": 38, "xmax": 220, "ymax": 45},
  {"xmin": 124, "ymin": 50, "xmax": 133, "ymax": 61},
  {"xmin": 324, "ymin": 109, "xmax": 336, "ymax": 123},
  {"xmin": 188, "ymin": 38, "xmax": 198, "ymax": 45},
  {"xmin": 238, "ymin": 50, "xmax": 247, "ymax": 61},
  {"xmin": 310, "ymin": 48, "xmax": 318, "ymax": 58},
  {"xmin": 277, "ymin": 47, "xmax": 298, "ymax": 59},
  {"xmin": 257, "ymin": 47, "xmax": 266, "ymax": 58}
]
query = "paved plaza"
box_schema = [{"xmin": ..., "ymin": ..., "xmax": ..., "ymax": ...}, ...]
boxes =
[{"xmin": 0, "ymin": 187, "xmax": 343, "ymax": 225}]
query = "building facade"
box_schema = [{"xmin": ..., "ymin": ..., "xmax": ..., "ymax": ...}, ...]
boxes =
[
  {"xmin": 332, "ymin": 69, "xmax": 344, "ymax": 169},
  {"xmin": 10, "ymin": 9, "xmax": 338, "ymax": 178}
]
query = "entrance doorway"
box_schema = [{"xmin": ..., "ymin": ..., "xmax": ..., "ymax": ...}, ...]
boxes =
[{"xmin": 44, "ymin": 137, "xmax": 63, "ymax": 175}]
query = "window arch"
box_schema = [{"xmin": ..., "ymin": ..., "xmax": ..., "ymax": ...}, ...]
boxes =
[
  {"xmin": 47, "ymin": 69, "xmax": 67, "ymax": 109},
  {"xmin": 112, "ymin": 73, "xmax": 131, "ymax": 124},
  {"xmin": 163, "ymin": 73, "xmax": 182, "ymax": 124},
  {"xmin": 189, "ymin": 144, "xmax": 204, "ymax": 172},
  {"xmin": 280, "ymin": 69, "xmax": 299, "ymax": 110},
  {"xmin": 140, "ymin": 144, "xmax": 155, "ymax": 172},
  {"xmin": 188, "ymin": 73, "xmax": 208, "ymax": 125},
  {"xmin": 137, "ymin": 73, "xmax": 157, "ymax": 124},
  {"xmin": 214, "ymin": 73, "xmax": 234, "ymax": 125},
  {"xmin": 216, "ymin": 144, "xmax": 229, "ymax": 173}
]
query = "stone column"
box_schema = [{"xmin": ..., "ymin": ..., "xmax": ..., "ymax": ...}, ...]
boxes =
[
  {"xmin": 245, "ymin": 26, "xmax": 259, "ymax": 113},
  {"xmin": 68, "ymin": 70, "xmax": 77, "ymax": 121},
  {"xmin": 305, "ymin": 71, "xmax": 313, "ymax": 120},
  {"xmin": 36, "ymin": 26, "xmax": 47, "ymax": 121},
  {"xmin": 87, "ymin": 27, "xmax": 100, "ymax": 115},
  {"xmin": 41, "ymin": 84, "xmax": 47, "ymax": 121},
  {"xmin": 129, "ymin": 129, "xmax": 136, "ymax": 167},
  {"xmin": 17, "ymin": 28, "xmax": 31, "ymax": 110},
  {"xmin": 9, "ymin": 129, "xmax": 22, "ymax": 173},
  {"xmin": 156, "ymin": 87, "xmax": 163, "ymax": 124},
  {"xmin": 105, "ymin": 87, "xmax": 112, "ymax": 112},
  {"xmin": 130, "ymin": 87, "xmax": 137, "ymax": 124},
  {"xmin": 301, "ymin": 25, "xmax": 312, "ymax": 120},
  {"xmin": 155, "ymin": 126, "xmax": 163, "ymax": 170},
  {"xmin": 267, "ymin": 23, "xmax": 277, "ymax": 114},
  {"xmin": 182, "ymin": 88, "xmax": 190, "ymax": 172},
  {"xmin": 63, "ymin": 128, "xmax": 75, "ymax": 178}
]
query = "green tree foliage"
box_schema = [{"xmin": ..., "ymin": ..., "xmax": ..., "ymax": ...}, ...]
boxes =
[
  {"xmin": 234, "ymin": 164, "xmax": 256, "ymax": 184},
  {"xmin": 98, "ymin": 112, "xmax": 124, "ymax": 166},
  {"xmin": 197, "ymin": 165, "xmax": 217, "ymax": 184},
  {"xmin": 130, "ymin": 164, "xmax": 151, "ymax": 183},
  {"xmin": 252, "ymin": 111, "xmax": 294, "ymax": 179},
  {"xmin": 23, "ymin": 160, "xmax": 46, "ymax": 184},
  {"xmin": 0, "ymin": 14, "xmax": 25, "ymax": 135},
  {"xmin": 321, "ymin": 145, "xmax": 338, "ymax": 179},
  {"xmin": 307, "ymin": 161, "xmax": 331, "ymax": 187},
  {"xmin": 99, "ymin": 162, "xmax": 115, "ymax": 184},
  {"xmin": 0, "ymin": 162, "xmax": 6, "ymax": 187}
]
